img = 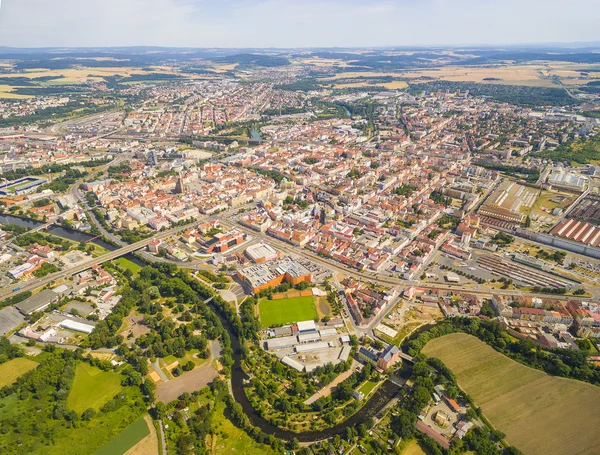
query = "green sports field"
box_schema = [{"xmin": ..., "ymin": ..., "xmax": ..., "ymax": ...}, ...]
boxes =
[
  {"xmin": 259, "ymin": 296, "xmax": 318, "ymax": 327},
  {"xmin": 67, "ymin": 362, "xmax": 122, "ymax": 414},
  {"xmin": 94, "ymin": 416, "xmax": 149, "ymax": 455},
  {"xmin": 423, "ymin": 333, "xmax": 600, "ymax": 455},
  {"xmin": 0, "ymin": 358, "xmax": 38, "ymax": 388}
]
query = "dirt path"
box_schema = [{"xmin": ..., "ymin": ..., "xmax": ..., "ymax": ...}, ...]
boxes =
[{"xmin": 304, "ymin": 360, "xmax": 359, "ymax": 405}]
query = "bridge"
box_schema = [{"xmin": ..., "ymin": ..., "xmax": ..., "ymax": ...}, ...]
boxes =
[
  {"xmin": 0, "ymin": 220, "xmax": 208, "ymax": 301},
  {"xmin": 398, "ymin": 351, "xmax": 415, "ymax": 364}
]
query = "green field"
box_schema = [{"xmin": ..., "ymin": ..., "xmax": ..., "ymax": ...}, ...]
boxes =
[
  {"xmin": 114, "ymin": 257, "xmax": 142, "ymax": 276},
  {"xmin": 0, "ymin": 358, "xmax": 38, "ymax": 388},
  {"xmin": 259, "ymin": 296, "xmax": 318, "ymax": 327},
  {"xmin": 423, "ymin": 333, "xmax": 600, "ymax": 455},
  {"xmin": 67, "ymin": 363, "xmax": 122, "ymax": 414},
  {"xmin": 357, "ymin": 379, "xmax": 378, "ymax": 397},
  {"xmin": 94, "ymin": 416, "xmax": 149, "ymax": 455}
]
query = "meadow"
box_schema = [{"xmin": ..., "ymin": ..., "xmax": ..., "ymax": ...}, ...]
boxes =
[
  {"xmin": 67, "ymin": 362, "xmax": 122, "ymax": 414},
  {"xmin": 0, "ymin": 358, "xmax": 38, "ymax": 387},
  {"xmin": 423, "ymin": 333, "xmax": 600, "ymax": 455},
  {"xmin": 259, "ymin": 296, "xmax": 318, "ymax": 327}
]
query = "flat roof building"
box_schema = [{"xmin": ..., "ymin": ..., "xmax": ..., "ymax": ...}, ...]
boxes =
[
  {"xmin": 281, "ymin": 356, "xmax": 305, "ymax": 372},
  {"xmin": 297, "ymin": 320, "xmax": 317, "ymax": 333},
  {"xmin": 295, "ymin": 341, "xmax": 332, "ymax": 353},
  {"xmin": 245, "ymin": 243, "xmax": 280, "ymax": 263},
  {"xmin": 266, "ymin": 335, "xmax": 297, "ymax": 351},
  {"xmin": 15, "ymin": 290, "xmax": 59, "ymax": 315},
  {"xmin": 237, "ymin": 257, "xmax": 312, "ymax": 294}
]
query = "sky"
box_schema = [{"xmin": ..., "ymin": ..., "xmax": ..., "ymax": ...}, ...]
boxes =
[{"xmin": 0, "ymin": 0, "xmax": 599, "ymax": 48}]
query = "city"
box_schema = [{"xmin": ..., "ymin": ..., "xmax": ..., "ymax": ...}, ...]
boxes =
[{"xmin": 1, "ymin": 4, "xmax": 600, "ymax": 455}]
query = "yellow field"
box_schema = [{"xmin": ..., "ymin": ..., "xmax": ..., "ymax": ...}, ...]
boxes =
[
  {"xmin": 334, "ymin": 81, "xmax": 408, "ymax": 90},
  {"xmin": 400, "ymin": 439, "xmax": 427, "ymax": 455},
  {"xmin": 0, "ymin": 84, "xmax": 33, "ymax": 99},
  {"xmin": 322, "ymin": 66, "xmax": 561, "ymax": 87},
  {"xmin": 297, "ymin": 58, "xmax": 355, "ymax": 67},
  {"xmin": 210, "ymin": 63, "xmax": 239, "ymax": 73},
  {"xmin": 0, "ymin": 358, "xmax": 38, "ymax": 387},
  {"xmin": 423, "ymin": 333, "xmax": 600, "ymax": 455},
  {"xmin": 0, "ymin": 66, "xmax": 183, "ymax": 84},
  {"xmin": 324, "ymin": 71, "xmax": 404, "ymax": 80}
]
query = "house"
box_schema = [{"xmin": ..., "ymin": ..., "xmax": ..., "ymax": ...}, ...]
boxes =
[{"xmin": 444, "ymin": 396, "xmax": 461, "ymax": 413}]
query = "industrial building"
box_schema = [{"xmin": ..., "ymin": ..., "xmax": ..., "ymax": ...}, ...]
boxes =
[
  {"xmin": 15, "ymin": 290, "xmax": 59, "ymax": 315},
  {"xmin": 237, "ymin": 257, "xmax": 312, "ymax": 294}
]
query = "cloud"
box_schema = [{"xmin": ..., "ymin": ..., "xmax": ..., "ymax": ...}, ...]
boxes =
[{"xmin": 0, "ymin": 0, "xmax": 598, "ymax": 48}]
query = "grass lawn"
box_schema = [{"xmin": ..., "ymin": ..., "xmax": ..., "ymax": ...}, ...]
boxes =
[
  {"xmin": 0, "ymin": 358, "xmax": 38, "ymax": 388},
  {"xmin": 357, "ymin": 379, "xmax": 378, "ymax": 397},
  {"xmin": 67, "ymin": 362, "xmax": 122, "ymax": 414},
  {"xmin": 423, "ymin": 333, "xmax": 600, "ymax": 455},
  {"xmin": 89, "ymin": 243, "xmax": 110, "ymax": 258},
  {"xmin": 400, "ymin": 439, "xmax": 428, "ymax": 455},
  {"xmin": 94, "ymin": 416, "xmax": 149, "ymax": 455},
  {"xmin": 259, "ymin": 296, "xmax": 318, "ymax": 328},
  {"xmin": 163, "ymin": 349, "xmax": 208, "ymax": 369},
  {"xmin": 114, "ymin": 257, "xmax": 142, "ymax": 276}
]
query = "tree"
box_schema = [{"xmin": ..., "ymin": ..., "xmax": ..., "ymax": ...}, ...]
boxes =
[
  {"xmin": 390, "ymin": 409, "xmax": 416, "ymax": 439},
  {"xmin": 81, "ymin": 408, "xmax": 96, "ymax": 421}
]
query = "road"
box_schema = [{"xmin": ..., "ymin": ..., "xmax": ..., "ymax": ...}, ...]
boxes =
[
  {"xmin": 0, "ymin": 217, "xmax": 213, "ymax": 300},
  {"xmin": 216, "ymin": 217, "xmax": 600, "ymax": 324}
]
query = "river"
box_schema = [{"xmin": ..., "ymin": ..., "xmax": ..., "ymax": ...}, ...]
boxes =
[
  {"xmin": 0, "ymin": 214, "xmax": 144, "ymax": 267},
  {"xmin": 212, "ymin": 303, "xmax": 402, "ymax": 442},
  {"xmin": 250, "ymin": 128, "xmax": 262, "ymax": 140},
  {"xmin": 1, "ymin": 212, "xmax": 401, "ymax": 442}
]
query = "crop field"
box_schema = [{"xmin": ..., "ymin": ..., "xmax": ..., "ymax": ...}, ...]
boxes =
[
  {"xmin": 67, "ymin": 362, "xmax": 122, "ymax": 414},
  {"xmin": 333, "ymin": 81, "xmax": 408, "ymax": 90},
  {"xmin": 423, "ymin": 333, "xmax": 600, "ymax": 455},
  {"xmin": 94, "ymin": 416, "xmax": 150, "ymax": 455},
  {"xmin": 0, "ymin": 84, "xmax": 33, "ymax": 99},
  {"xmin": 259, "ymin": 296, "xmax": 318, "ymax": 328},
  {"xmin": 0, "ymin": 358, "xmax": 38, "ymax": 387},
  {"xmin": 123, "ymin": 415, "xmax": 158, "ymax": 455}
]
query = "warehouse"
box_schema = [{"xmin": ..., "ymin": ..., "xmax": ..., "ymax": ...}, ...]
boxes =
[
  {"xmin": 266, "ymin": 335, "xmax": 298, "ymax": 351},
  {"xmin": 59, "ymin": 319, "xmax": 95, "ymax": 334},
  {"xmin": 15, "ymin": 290, "xmax": 59, "ymax": 315},
  {"xmin": 281, "ymin": 356, "xmax": 305, "ymax": 372},
  {"xmin": 295, "ymin": 341, "xmax": 333, "ymax": 353}
]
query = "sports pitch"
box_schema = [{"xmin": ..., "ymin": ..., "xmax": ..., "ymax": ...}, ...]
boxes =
[
  {"xmin": 423, "ymin": 333, "xmax": 600, "ymax": 455},
  {"xmin": 259, "ymin": 296, "xmax": 318, "ymax": 328}
]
